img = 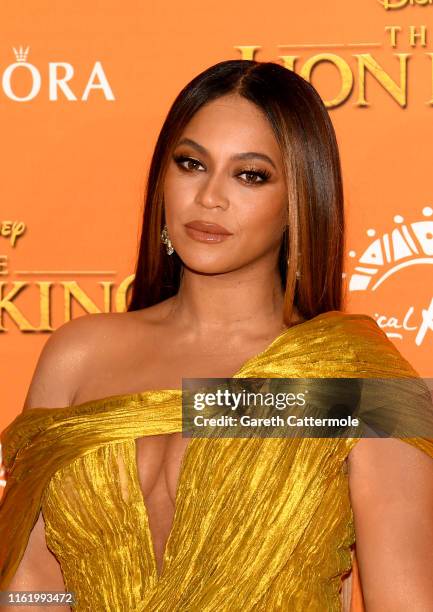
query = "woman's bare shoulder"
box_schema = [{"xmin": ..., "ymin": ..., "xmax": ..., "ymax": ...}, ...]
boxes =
[{"xmin": 21, "ymin": 308, "xmax": 162, "ymax": 413}]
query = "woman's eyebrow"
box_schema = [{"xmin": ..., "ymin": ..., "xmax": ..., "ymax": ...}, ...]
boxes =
[{"xmin": 176, "ymin": 137, "xmax": 277, "ymax": 170}]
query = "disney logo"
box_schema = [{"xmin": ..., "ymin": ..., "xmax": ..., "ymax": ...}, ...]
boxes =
[
  {"xmin": 1, "ymin": 221, "xmax": 26, "ymax": 247},
  {"xmin": 378, "ymin": 0, "xmax": 432, "ymax": 10}
]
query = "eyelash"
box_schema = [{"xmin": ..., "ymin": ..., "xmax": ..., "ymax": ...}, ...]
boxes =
[{"xmin": 172, "ymin": 154, "xmax": 272, "ymax": 185}]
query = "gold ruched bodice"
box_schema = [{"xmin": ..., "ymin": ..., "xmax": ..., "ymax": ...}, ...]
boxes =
[{"xmin": 1, "ymin": 310, "xmax": 433, "ymax": 611}]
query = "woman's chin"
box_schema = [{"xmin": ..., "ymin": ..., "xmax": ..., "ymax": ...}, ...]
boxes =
[{"xmin": 180, "ymin": 257, "xmax": 238, "ymax": 276}]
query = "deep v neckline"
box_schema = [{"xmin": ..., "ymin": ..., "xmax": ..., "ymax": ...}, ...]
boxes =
[
  {"xmin": 131, "ymin": 434, "xmax": 195, "ymax": 581},
  {"xmin": 126, "ymin": 311, "xmax": 338, "ymax": 582},
  {"xmin": 127, "ymin": 324, "xmax": 292, "ymax": 581}
]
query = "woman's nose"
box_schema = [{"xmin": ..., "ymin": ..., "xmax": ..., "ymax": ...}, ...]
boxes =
[{"xmin": 195, "ymin": 172, "xmax": 229, "ymax": 210}]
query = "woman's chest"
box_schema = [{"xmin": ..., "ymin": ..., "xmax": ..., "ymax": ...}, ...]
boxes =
[
  {"xmin": 41, "ymin": 434, "xmax": 356, "ymax": 589},
  {"xmin": 133, "ymin": 431, "xmax": 190, "ymax": 505}
]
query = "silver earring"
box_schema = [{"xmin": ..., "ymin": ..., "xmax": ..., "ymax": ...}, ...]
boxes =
[{"xmin": 161, "ymin": 223, "xmax": 174, "ymax": 255}]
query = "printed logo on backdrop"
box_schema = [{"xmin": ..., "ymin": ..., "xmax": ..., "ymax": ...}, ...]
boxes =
[
  {"xmin": 1, "ymin": 46, "xmax": 115, "ymax": 101},
  {"xmin": 0, "ymin": 219, "xmax": 132, "ymax": 331},
  {"xmin": 348, "ymin": 206, "xmax": 433, "ymax": 347},
  {"xmin": 235, "ymin": 3, "xmax": 432, "ymax": 109}
]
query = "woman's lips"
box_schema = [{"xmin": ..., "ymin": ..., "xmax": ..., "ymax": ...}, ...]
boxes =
[{"xmin": 184, "ymin": 221, "xmax": 233, "ymax": 243}]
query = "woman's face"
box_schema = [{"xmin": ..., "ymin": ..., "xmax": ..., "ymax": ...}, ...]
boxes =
[{"xmin": 163, "ymin": 93, "xmax": 288, "ymax": 274}]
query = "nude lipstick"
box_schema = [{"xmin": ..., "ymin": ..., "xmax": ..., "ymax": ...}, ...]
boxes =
[{"xmin": 184, "ymin": 220, "xmax": 233, "ymax": 243}]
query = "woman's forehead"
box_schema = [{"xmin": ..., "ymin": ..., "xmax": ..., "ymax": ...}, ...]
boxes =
[{"xmin": 177, "ymin": 96, "xmax": 282, "ymax": 160}]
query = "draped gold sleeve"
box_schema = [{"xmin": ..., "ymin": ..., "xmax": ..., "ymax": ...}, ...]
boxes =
[{"xmin": 0, "ymin": 393, "xmax": 183, "ymax": 592}]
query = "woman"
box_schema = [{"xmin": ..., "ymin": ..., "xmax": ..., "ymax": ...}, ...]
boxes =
[{"xmin": 1, "ymin": 60, "xmax": 433, "ymax": 611}]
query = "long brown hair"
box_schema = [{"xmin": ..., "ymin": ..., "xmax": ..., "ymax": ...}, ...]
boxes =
[{"xmin": 127, "ymin": 60, "xmax": 345, "ymax": 326}]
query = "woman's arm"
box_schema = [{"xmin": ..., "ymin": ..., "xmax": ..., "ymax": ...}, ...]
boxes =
[
  {"xmin": 1, "ymin": 316, "xmax": 94, "ymax": 611},
  {"xmin": 0, "ymin": 511, "xmax": 70, "ymax": 612},
  {"xmin": 348, "ymin": 437, "xmax": 433, "ymax": 611}
]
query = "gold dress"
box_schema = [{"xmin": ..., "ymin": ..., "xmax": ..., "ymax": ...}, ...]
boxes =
[{"xmin": 1, "ymin": 310, "xmax": 433, "ymax": 611}]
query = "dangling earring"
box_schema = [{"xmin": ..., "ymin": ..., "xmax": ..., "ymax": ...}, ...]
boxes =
[{"xmin": 161, "ymin": 223, "xmax": 174, "ymax": 255}]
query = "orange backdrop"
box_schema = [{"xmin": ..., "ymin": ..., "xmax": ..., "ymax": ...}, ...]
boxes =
[{"xmin": 1, "ymin": 2, "xmax": 433, "ymax": 606}]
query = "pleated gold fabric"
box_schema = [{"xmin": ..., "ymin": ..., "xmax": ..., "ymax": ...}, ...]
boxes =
[{"xmin": 1, "ymin": 310, "xmax": 433, "ymax": 611}]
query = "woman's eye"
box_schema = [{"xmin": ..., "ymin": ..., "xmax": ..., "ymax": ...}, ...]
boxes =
[
  {"xmin": 174, "ymin": 155, "xmax": 203, "ymax": 172},
  {"xmin": 238, "ymin": 170, "xmax": 270, "ymax": 185}
]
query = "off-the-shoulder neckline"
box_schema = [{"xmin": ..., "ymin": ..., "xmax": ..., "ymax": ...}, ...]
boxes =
[{"xmin": 20, "ymin": 310, "xmax": 375, "ymax": 416}]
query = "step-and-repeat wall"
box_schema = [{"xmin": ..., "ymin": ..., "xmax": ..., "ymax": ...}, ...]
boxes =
[{"xmin": 1, "ymin": 3, "xmax": 432, "ymax": 604}]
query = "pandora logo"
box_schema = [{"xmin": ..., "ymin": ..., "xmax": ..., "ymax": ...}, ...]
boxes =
[{"xmin": 1, "ymin": 46, "xmax": 115, "ymax": 102}]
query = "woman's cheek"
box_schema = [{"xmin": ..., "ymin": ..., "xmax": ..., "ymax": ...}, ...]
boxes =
[
  {"xmin": 240, "ymin": 192, "xmax": 283, "ymax": 226},
  {"xmin": 164, "ymin": 183, "xmax": 190, "ymax": 217}
]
